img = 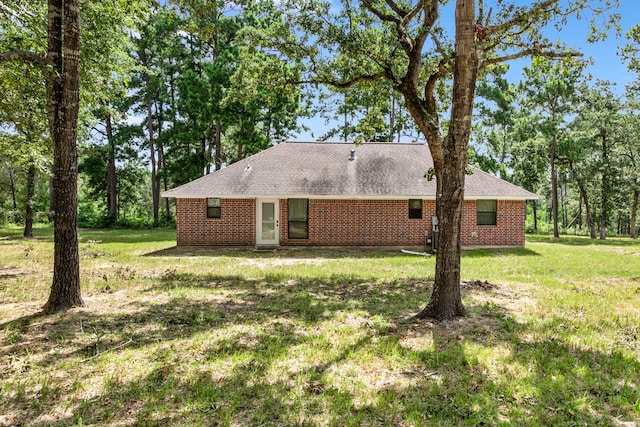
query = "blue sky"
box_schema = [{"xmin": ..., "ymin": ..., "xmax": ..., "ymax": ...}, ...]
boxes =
[{"xmin": 291, "ymin": 1, "xmax": 638, "ymax": 141}]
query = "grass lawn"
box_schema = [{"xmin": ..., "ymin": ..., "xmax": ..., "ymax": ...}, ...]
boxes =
[{"xmin": 1, "ymin": 227, "xmax": 639, "ymax": 426}]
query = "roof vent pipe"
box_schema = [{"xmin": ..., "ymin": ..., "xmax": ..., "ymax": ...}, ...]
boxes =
[{"xmin": 348, "ymin": 149, "xmax": 356, "ymax": 161}]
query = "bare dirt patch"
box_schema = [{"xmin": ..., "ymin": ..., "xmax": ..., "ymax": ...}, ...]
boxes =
[{"xmin": 0, "ymin": 267, "xmax": 34, "ymax": 280}]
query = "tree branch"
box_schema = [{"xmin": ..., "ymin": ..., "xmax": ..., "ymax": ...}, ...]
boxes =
[
  {"xmin": 288, "ymin": 72, "xmax": 387, "ymax": 89},
  {"xmin": 0, "ymin": 0, "xmax": 33, "ymax": 19},
  {"xmin": 0, "ymin": 49, "xmax": 49, "ymax": 68},
  {"xmin": 361, "ymin": 0, "xmax": 400, "ymax": 24},
  {"xmin": 483, "ymin": 47, "xmax": 582, "ymax": 66},
  {"xmin": 431, "ymin": 32, "xmax": 453, "ymax": 69},
  {"xmin": 401, "ymin": 0, "xmax": 439, "ymax": 90},
  {"xmin": 384, "ymin": 0, "xmax": 408, "ymax": 18},
  {"xmin": 424, "ymin": 60, "xmax": 450, "ymax": 113},
  {"xmin": 91, "ymin": 126, "xmax": 108, "ymax": 137},
  {"xmin": 488, "ymin": 0, "xmax": 560, "ymax": 36}
]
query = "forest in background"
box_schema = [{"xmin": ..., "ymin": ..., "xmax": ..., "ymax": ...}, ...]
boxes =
[{"xmin": 1, "ymin": 0, "xmax": 639, "ymax": 239}]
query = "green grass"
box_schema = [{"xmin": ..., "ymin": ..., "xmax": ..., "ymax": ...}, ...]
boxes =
[{"xmin": 1, "ymin": 227, "xmax": 639, "ymax": 426}]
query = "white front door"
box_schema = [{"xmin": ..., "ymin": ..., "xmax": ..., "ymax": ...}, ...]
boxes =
[{"xmin": 256, "ymin": 199, "xmax": 279, "ymax": 245}]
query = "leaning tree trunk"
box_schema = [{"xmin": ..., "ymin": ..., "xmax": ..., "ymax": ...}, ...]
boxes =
[
  {"xmin": 43, "ymin": 0, "xmax": 84, "ymax": 313},
  {"xmin": 23, "ymin": 159, "xmax": 37, "ymax": 239},
  {"xmin": 416, "ymin": 0, "xmax": 478, "ymax": 320},
  {"xmin": 574, "ymin": 173, "xmax": 596, "ymax": 239}
]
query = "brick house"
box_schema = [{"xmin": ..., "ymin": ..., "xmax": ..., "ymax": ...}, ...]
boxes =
[{"xmin": 162, "ymin": 142, "xmax": 537, "ymax": 248}]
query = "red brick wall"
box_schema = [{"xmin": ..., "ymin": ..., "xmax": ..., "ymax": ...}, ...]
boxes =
[
  {"xmin": 176, "ymin": 198, "xmax": 255, "ymax": 246},
  {"xmin": 280, "ymin": 199, "xmax": 436, "ymax": 246},
  {"xmin": 460, "ymin": 200, "xmax": 526, "ymax": 247},
  {"xmin": 175, "ymin": 198, "xmax": 526, "ymax": 247}
]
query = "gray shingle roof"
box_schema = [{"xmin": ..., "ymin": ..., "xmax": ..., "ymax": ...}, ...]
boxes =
[{"xmin": 161, "ymin": 141, "xmax": 537, "ymax": 200}]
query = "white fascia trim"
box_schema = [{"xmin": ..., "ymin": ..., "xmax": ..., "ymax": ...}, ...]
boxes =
[
  {"xmin": 468, "ymin": 195, "xmax": 539, "ymax": 201},
  {"xmin": 166, "ymin": 193, "xmax": 435, "ymax": 200},
  {"xmin": 166, "ymin": 193, "xmax": 537, "ymax": 201}
]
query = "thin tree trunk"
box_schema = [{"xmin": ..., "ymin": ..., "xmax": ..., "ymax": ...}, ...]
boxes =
[
  {"xmin": 43, "ymin": 0, "xmax": 84, "ymax": 312},
  {"xmin": 156, "ymin": 101, "xmax": 170, "ymax": 221},
  {"xmin": 147, "ymin": 96, "xmax": 159, "ymax": 226},
  {"xmin": 599, "ymin": 131, "xmax": 608, "ymax": 240},
  {"xmin": 562, "ymin": 178, "xmax": 568, "ymax": 229},
  {"xmin": 106, "ymin": 113, "xmax": 117, "ymax": 221},
  {"xmin": 533, "ymin": 200, "xmax": 538, "ymax": 232},
  {"xmin": 631, "ymin": 186, "xmax": 639, "ymax": 239},
  {"xmin": 8, "ymin": 167, "xmax": 18, "ymax": 209},
  {"xmin": 389, "ymin": 96, "xmax": 395, "ymax": 142},
  {"xmin": 344, "ymin": 94, "xmax": 348, "ymax": 143},
  {"xmin": 160, "ymin": 145, "xmax": 170, "ymax": 220},
  {"xmin": 23, "ymin": 159, "xmax": 36, "ymax": 238},
  {"xmin": 201, "ymin": 135, "xmax": 207, "ymax": 176},
  {"xmin": 215, "ymin": 119, "xmax": 222, "ymax": 171},
  {"xmin": 551, "ymin": 135, "xmax": 560, "ymax": 238},
  {"xmin": 577, "ymin": 179, "xmax": 596, "ymax": 239},
  {"xmin": 577, "ymin": 196, "xmax": 582, "ymax": 230},
  {"xmin": 397, "ymin": 105, "xmax": 402, "ymax": 143}
]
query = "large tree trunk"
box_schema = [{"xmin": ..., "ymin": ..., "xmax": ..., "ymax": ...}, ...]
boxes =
[
  {"xmin": 416, "ymin": 0, "xmax": 477, "ymax": 321},
  {"xmin": 631, "ymin": 186, "xmax": 639, "ymax": 239},
  {"xmin": 105, "ymin": 113, "xmax": 118, "ymax": 221},
  {"xmin": 43, "ymin": 0, "xmax": 84, "ymax": 313},
  {"xmin": 23, "ymin": 159, "xmax": 36, "ymax": 239}
]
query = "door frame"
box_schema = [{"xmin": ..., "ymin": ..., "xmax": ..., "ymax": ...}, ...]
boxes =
[{"xmin": 256, "ymin": 199, "xmax": 280, "ymax": 246}]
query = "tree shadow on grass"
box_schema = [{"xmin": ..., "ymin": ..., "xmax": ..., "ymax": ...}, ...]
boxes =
[
  {"xmin": 143, "ymin": 245, "xmax": 435, "ymax": 259},
  {"xmin": 144, "ymin": 244, "xmax": 544, "ymax": 261},
  {"xmin": 1, "ymin": 274, "xmax": 638, "ymax": 426},
  {"xmin": 461, "ymin": 247, "xmax": 540, "ymax": 258}
]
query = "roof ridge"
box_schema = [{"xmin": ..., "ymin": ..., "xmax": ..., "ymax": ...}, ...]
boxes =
[{"xmin": 285, "ymin": 140, "xmax": 426, "ymax": 145}]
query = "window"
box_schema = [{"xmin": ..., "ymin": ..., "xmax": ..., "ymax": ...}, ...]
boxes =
[
  {"xmin": 288, "ymin": 199, "xmax": 308, "ymax": 239},
  {"xmin": 206, "ymin": 198, "xmax": 221, "ymax": 218},
  {"xmin": 409, "ymin": 199, "xmax": 422, "ymax": 219},
  {"xmin": 477, "ymin": 200, "xmax": 497, "ymax": 225}
]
